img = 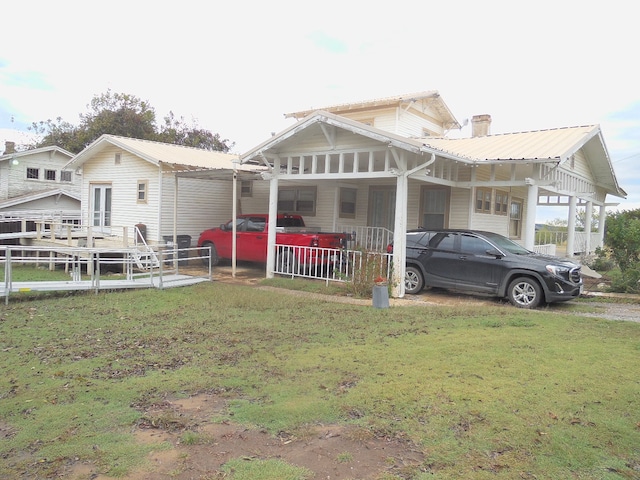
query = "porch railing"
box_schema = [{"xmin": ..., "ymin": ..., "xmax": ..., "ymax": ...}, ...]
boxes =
[
  {"xmin": 272, "ymin": 244, "xmax": 392, "ymax": 284},
  {"xmin": 535, "ymin": 230, "xmax": 602, "ymax": 255},
  {"xmin": 337, "ymin": 225, "xmax": 393, "ymax": 252}
]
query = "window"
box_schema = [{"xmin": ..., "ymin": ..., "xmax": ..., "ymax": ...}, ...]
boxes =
[
  {"xmin": 246, "ymin": 216, "xmax": 266, "ymax": 232},
  {"xmin": 27, "ymin": 167, "xmax": 39, "ymax": 179},
  {"xmin": 115, "ymin": 153, "xmax": 121, "ymax": 165},
  {"xmin": 45, "ymin": 169, "xmax": 56, "ymax": 181},
  {"xmin": 475, "ymin": 188, "xmax": 492, "ymax": 214},
  {"xmin": 137, "ymin": 180, "xmax": 148, "ymax": 203},
  {"xmin": 420, "ymin": 186, "xmax": 449, "ymax": 229},
  {"xmin": 510, "ymin": 199, "xmax": 523, "ymax": 239},
  {"xmin": 431, "ymin": 232, "xmax": 456, "ymax": 251},
  {"xmin": 495, "ymin": 190, "xmax": 509, "ymax": 216},
  {"xmin": 61, "ymin": 170, "xmax": 72, "ymax": 182},
  {"xmin": 278, "ymin": 187, "xmax": 316, "ymax": 215},
  {"xmin": 339, "ymin": 187, "xmax": 357, "ymax": 218},
  {"xmin": 240, "ymin": 180, "xmax": 253, "ymax": 197},
  {"xmin": 460, "ymin": 234, "xmax": 492, "ymax": 255}
]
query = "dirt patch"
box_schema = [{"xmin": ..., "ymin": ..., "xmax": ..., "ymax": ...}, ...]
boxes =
[{"xmin": 67, "ymin": 393, "xmax": 424, "ymax": 479}]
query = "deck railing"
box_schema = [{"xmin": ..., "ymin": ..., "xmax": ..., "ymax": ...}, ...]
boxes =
[{"xmin": 1, "ymin": 245, "xmax": 211, "ymax": 304}]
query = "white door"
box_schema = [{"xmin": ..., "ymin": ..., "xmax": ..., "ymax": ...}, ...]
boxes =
[{"xmin": 91, "ymin": 184, "xmax": 112, "ymax": 234}]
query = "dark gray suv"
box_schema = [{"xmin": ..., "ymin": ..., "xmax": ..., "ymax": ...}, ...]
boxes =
[{"xmin": 390, "ymin": 229, "xmax": 583, "ymax": 308}]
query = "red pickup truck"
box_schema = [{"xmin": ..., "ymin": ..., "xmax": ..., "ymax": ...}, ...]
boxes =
[{"xmin": 197, "ymin": 214, "xmax": 347, "ymax": 269}]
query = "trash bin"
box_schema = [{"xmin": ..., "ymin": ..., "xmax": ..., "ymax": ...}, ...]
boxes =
[
  {"xmin": 163, "ymin": 235, "xmax": 192, "ymax": 265},
  {"xmin": 372, "ymin": 284, "xmax": 390, "ymax": 308}
]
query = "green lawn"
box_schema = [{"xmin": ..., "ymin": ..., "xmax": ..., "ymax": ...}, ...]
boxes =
[{"xmin": 0, "ymin": 280, "xmax": 639, "ymax": 479}]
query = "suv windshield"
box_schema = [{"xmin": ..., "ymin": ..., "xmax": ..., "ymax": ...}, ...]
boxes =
[{"xmin": 482, "ymin": 232, "xmax": 531, "ymax": 255}]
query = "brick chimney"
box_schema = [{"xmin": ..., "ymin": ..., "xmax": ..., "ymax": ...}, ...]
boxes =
[
  {"xmin": 471, "ymin": 114, "xmax": 492, "ymax": 137},
  {"xmin": 3, "ymin": 141, "xmax": 16, "ymax": 155}
]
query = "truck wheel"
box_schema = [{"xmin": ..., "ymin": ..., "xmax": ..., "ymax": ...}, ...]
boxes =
[
  {"xmin": 507, "ymin": 277, "xmax": 543, "ymax": 309},
  {"xmin": 405, "ymin": 266, "xmax": 424, "ymax": 294},
  {"xmin": 200, "ymin": 242, "xmax": 219, "ymax": 266}
]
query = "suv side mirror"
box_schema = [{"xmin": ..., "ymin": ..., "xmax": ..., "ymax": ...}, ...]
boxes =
[{"xmin": 486, "ymin": 248, "xmax": 504, "ymax": 258}]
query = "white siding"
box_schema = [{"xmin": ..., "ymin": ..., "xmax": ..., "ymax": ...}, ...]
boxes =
[
  {"xmin": 1, "ymin": 150, "xmax": 79, "ymax": 200},
  {"xmin": 449, "ymin": 188, "xmax": 471, "ymax": 228},
  {"xmin": 81, "ymin": 147, "xmax": 160, "ymax": 241},
  {"xmin": 159, "ymin": 175, "xmax": 233, "ymax": 244},
  {"xmin": 571, "ymin": 150, "xmax": 593, "ymax": 179},
  {"xmin": 337, "ymin": 104, "xmax": 446, "ymax": 138}
]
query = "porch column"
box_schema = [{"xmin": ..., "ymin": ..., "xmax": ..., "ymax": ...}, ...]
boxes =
[
  {"xmin": 584, "ymin": 201, "xmax": 593, "ymax": 254},
  {"xmin": 598, "ymin": 205, "xmax": 607, "ymax": 251},
  {"xmin": 566, "ymin": 195, "xmax": 577, "ymax": 257},
  {"xmin": 391, "ymin": 173, "xmax": 408, "ymax": 298},
  {"xmin": 524, "ymin": 181, "xmax": 538, "ymax": 250},
  {"xmin": 265, "ymin": 160, "xmax": 279, "ymax": 279}
]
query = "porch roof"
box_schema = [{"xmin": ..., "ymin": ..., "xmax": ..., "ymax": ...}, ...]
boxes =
[
  {"xmin": 422, "ymin": 125, "xmax": 627, "ymax": 198},
  {"xmin": 0, "ymin": 188, "xmax": 80, "ymax": 210}
]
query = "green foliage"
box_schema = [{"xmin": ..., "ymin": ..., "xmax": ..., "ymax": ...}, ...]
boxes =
[
  {"xmin": 345, "ymin": 249, "xmax": 390, "ymax": 297},
  {"xmin": 598, "ymin": 209, "xmax": 640, "ymax": 293},
  {"xmin": 603, "ymin": 209, "xmax": 640, "ymax": 272},
  {"xmin": 29, "ymin": 89, "xmax": 234, "ymax": 153},
  {"xmin": 588, "ymin": 247, "xmax": 616, "ymax": 272}
]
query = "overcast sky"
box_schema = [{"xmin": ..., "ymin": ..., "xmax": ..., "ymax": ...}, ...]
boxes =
[{"xmin": 1, "ymin": 0, "xmax": 638, "ymax": 221}]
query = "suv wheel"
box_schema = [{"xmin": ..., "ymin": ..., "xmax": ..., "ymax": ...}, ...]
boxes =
[
  {"xmin": 404, "ymin": 266, "xmax": 424, "ymax": 294},
  {"xmin": 507, "ymin": 277, "xmax": 542, "ymax": 309}
]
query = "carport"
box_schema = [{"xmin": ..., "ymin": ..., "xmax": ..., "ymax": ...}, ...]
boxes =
[{"xmin": 173, "ymin": 161, "xmax": 267, "ymax": 277}]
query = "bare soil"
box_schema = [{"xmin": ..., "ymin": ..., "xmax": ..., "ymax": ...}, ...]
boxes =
[{"xmin": 66, "ymin": 393, "xmax": 424, "ymax": 480}]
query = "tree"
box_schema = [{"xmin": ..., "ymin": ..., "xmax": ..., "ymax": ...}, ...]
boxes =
[
  {"xmin": 30, "ymin": 90, "xmax": 234, "ymax": 154},
  {"xmin": 603, "ymin": 209, "xmax": 640, "ymax": 273},
  {"xmin": 158, "ymin": 112, "xmax": 233, "ymax": 152}
]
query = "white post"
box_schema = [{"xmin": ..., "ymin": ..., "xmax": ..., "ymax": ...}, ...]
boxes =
[
  {"xmin": 173, "ymin": 174, "xmax": 179, "ymax": 269},
  {"xmin": 598, "ymin": 205, "xmax": 607, "ymax": 250},
  {"xmin": 567, "ymin": 195, "xmax": 577, "ymax": 257},
  {"xmin": 391, "ymin": 173, "xmax": 408, "ymax": 298},
  {"xmin": 584, "ymin": 201, "xmax": 593, "ymax": 254},
  {"xmin": 524, "ymin": 181, "xmax": 538, "ymax": 251},
  {"xmin": 266, "ymin": 158, "xmax": 280, "ymax": 279},
  {"xmin": 232, "ymin": 162, "xmax": 238, "ymax": 278}
]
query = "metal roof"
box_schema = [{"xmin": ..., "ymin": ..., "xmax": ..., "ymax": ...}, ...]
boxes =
[
  {"xmin": 284, "ymin": 90, "xmax": 460, "ymax": 130},
  {"xmin": 66, "ymin": 134, "xmax": 248, "ymax": 172},
  {"xmin": 0, "ymin": 145, "xmax": 74, "ymax": 162},
  {"xmin": 421, "ymin": 126, "xmax": 599, "ymax": 161}
]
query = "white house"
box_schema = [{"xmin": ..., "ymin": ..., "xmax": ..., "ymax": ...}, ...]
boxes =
[
  {"xmin": 64, "ymin": 135, "xmax": 264, "ymax": 248},
  {"xmin": 0, "ymin": 142, "xmax": 80, "ymax": 215},
  {"xmin": 238, "ymin": 91, "xmax": 627, "ymax": 296}
]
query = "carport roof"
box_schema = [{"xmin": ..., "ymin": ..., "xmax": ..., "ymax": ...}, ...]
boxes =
[{"xmin": 66, "ymin": 134, "xmax": 247, "ymax": 172}]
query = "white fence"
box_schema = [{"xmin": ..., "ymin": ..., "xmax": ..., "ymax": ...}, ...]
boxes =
[
  {"xmin": 272, "ymin": 244, "xmax": 393, "ymax": 284},
  {"xmin": 536, "ymin": 230, "xmax": 602, "ymax": 255},
  {"xmin": 337, "ymin": 225, "xmax": 393, "ymax": 252}
]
